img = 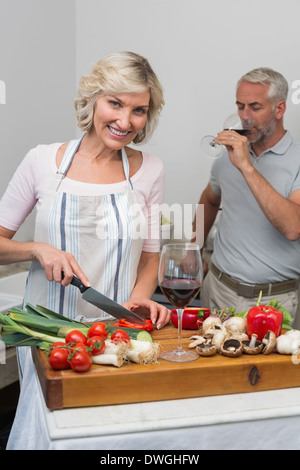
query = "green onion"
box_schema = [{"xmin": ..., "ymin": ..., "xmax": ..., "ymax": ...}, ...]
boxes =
[
  {"xmin": 8, "ymin": 311, "xmax": 88, "ymax": 337},
  {"xmin": 0, "ymin": 304, "xmax": 89, "ymax": 348}
]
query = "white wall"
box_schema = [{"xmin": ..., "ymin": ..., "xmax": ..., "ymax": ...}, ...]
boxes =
[
  {"xmin": 0, "ymin": 0, "xmax": 77, "ymax": 240},
  {"xmin": 1, "ymin": 0, "xmax": 300, "ymax": 241}
]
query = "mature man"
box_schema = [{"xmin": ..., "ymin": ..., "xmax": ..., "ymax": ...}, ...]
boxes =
[{"xmin": 199, "ymin": 67, "xmax": 300, "ymax": 320}]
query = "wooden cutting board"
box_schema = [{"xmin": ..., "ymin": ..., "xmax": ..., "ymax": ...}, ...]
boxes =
[{"xmin": 32, "ymin": 325, "xmax": 300, "ymax": 410}]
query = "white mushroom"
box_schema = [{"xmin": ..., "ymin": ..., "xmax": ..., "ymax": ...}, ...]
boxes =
[
  {"xmin": 220, "ymin": 338, "xmax": 243, "ymax": 357},
  {"xmin": 262, "ymin": 330, "xmax": 277, "ymax": 355},
  {"xmin": 196, "ymin": 343, "xmax": 218, "ymax": 357},
  {"xmin": 242, "ymin": 334, "xmax": 263, "ymax": 355},
  {"xmin": 223, "ymin": 316, "xmax": 247, "ymax": 335},
  {"xmin": 188, "ymin": 335, "xmax": 206, "ymax": 349},
  {"xmin": 230, "ymin": 332, "xmax": 249, "ymax": 342},
  {"xmin": 212, "ymin": 329, "xmax": 229, "ymax": 348},
  {"xmin": 202, "ymin": 316, "xmax": 223, "ymax": 334}
]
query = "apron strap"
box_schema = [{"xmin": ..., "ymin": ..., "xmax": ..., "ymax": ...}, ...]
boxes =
[
  {"xmin": 57, "ymin": 135, "xmax": 133, "ymax": 190},
  {"xmin": 57, "ymin": 134, "xmax": 86, "ymax": 177},
  {"xmin": 121, "ymin": 147, "xmax": 133, "ymax": 190}
]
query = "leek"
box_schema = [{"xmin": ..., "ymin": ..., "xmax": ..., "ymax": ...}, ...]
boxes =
[
  {"xmin": 0, "ymin": 312, "xmax": 65, "ymax": 346},
  {"xmin": 0, "ymin": 304, "xmax": 89, "ymax": 348},
  {"xmin": 27, "ymin": 303, "xmax": 86, "ymax": 326},
  {"xmin": 8, "ymin": 311, "xmax": 88, "ymax": 337},
  {"xmin": 2, "ymin": 333, "xmax": 53, "ymax": 349}
]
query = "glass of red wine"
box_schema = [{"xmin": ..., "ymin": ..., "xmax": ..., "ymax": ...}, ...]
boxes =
[
  {"xmin": 201, "ymin": 113, "xmax": 250, "ymax": 159},
  {"xmin": 159, "ymin": 243, "xmax": 203, "ymax": 362}
]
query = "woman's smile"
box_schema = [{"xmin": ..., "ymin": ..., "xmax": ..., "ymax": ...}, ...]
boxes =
[
  {"xmin": 92, "ymin": 91, "xmax": 150, "ymax": 149},
  {"xmin": 107, "ymin": 125, "xmax": 131, "ymax": 138}
]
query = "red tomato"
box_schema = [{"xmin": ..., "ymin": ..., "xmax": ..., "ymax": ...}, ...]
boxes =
[
  {"xmin": 65, "ymin": 330, "xmax": 87, "ymax": 345},
  {"xmin": 87, "ymin": 322, "xmax": 108, "ymax": 339},
  {"xmin": 51, "ymin": 341, "xmax": 65, "ymax": 348},
  {"xmin": 111, "ymin": 329, "xmax": 131, "ymax": 344},
  {"xmin": 69, "ymin": 342, "xmax": 88, "ymax": 353},
  {"xmin": 69, "ymin": 349, "xmax": 92, "ymax": 373},
  {"xmin": 87, "ymin": 336, "xmax": 106, "ymax": 355},
  {"xmin": 49, "ymin": 347, "xmax": 70, "ymax": 370}
]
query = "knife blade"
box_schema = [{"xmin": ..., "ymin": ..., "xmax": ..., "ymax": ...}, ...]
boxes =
[{"xmin": 68, "ymin": 275, "xmax": 147, "ymax": 326}]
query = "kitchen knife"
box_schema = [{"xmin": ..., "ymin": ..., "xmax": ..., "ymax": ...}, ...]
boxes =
[{"xmin": 67, "ymin": 274, "xmax": 147, "ymax": 326}]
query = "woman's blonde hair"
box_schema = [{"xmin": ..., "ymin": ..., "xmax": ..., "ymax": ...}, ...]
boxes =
[{"xmin": 74, "ymin": 51, "xmax": 165, "ymax": 144}]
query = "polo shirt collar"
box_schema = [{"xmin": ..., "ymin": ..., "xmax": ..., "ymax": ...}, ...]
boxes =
[{"xmin": 249, "ymin": 131, "xmax": 293, "ymax": 157}]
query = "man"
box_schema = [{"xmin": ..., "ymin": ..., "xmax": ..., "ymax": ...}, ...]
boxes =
[{"xmin": 198, "ymin": 67, "xmax": 300, "ymax": 320}]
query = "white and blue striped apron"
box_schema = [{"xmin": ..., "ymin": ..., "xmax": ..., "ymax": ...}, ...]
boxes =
[
  {"xmin": 24, "ymin": 136, "xmax": 146, "ymax": 320},
  {"xmin": 17, "ymin": 137, "xmax": 146, "ymax": 376}
]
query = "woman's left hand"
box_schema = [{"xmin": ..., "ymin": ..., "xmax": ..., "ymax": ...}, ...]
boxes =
[{"xmin": 122, "ymin": 299, "xmax": 172, "ymax": 329}]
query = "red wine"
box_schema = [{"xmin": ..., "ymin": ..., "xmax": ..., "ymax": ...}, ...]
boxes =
[
  {"xmin": 160, "ymin": 279, "xmax": 201, "ymax": 308},
  {"xmin": 224, "ymin": 128, "xmax": 250, "ymax": 136}
]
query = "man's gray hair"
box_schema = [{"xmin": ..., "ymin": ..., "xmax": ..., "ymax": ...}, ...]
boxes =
[{"xmin": 237, "ymin": 67, "xmax": 288, "ymax": 103}]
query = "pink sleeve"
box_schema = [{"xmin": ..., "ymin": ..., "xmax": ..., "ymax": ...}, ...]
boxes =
[{"xmin": 0, "ymin": 148, "xmax": 38, "ymax": 231}]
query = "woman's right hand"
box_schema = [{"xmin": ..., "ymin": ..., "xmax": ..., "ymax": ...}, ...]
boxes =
[{"xmin": 33, "ymin": 242, "xmax": 90, "ymax": 287}]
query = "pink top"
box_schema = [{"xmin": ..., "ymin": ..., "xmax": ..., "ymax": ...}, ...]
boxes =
[{"xmin": 0, "ymin": 142, "xmax": 165, "ymax": 251}]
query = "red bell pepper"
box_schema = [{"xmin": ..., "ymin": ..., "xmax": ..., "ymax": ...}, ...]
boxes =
[
  {"xmin": 113, "ymin": 318, "xmax": 154, "ymax": 332},
  {"xmin": 247, "ymin": 305, "xmax": 283, "ymax": 341},
  {"xmin": 171, "ymin": 308, "xmax": 210, "ymax": 330}
]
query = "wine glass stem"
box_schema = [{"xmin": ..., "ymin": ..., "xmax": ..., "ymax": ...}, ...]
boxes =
[{"xmin": 176, "ymin": 308, "xmax": 184, "ymax": 353}]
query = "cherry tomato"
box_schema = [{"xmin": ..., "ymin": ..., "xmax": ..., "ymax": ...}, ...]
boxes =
[
  {"xmin": 65, "ymin": 329, "xmax": 87, "ymax": 345},
  {"xmin": 69, "ymin": 342, "xmax": 88, "ymax": 354},
  {"xmin": 49, "ymin": 347, "xmax": 70, "ymax": 370},
  {"xmin": 87, "ymin": 336, "xmax": 106, "ymax": 355},
  {"xmin": 111, "ymin": 329, "xmax": 131, "ymax": 344},
  {"xmin": 69, "ymin": 349, "xmax": 92, "ymax": 373},
  {"xmin": 87, "ymin": 322, "xmax": 108, "ymax": 339},
  {"xmin": 51, "ymin": 341, "xmax": 65, "ymax": 348}
]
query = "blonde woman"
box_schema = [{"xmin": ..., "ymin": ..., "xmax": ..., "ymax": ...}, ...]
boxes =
[{"xmin": 0, "ymin": 52, "xmax": 171, "ymax": 335}]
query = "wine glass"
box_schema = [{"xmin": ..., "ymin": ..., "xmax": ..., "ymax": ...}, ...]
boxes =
[
  {"xmin": 158, "ymin": 243, "xmax": 203, "ymax": 362},
  {"xmin": 201, "ymin": 112, "xmax": 250, "ymax": 159}
]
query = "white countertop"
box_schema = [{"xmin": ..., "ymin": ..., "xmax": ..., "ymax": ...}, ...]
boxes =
[{"xmin": 45, "ymin": 386, "xmax": 300, "ymax": 441}]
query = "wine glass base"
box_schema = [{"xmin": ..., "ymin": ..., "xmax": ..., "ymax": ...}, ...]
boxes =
[{"xmin": 160, "ymin": 349, "xmax": 199, "ymax": 363}]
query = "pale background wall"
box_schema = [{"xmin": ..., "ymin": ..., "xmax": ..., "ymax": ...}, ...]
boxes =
[
  {"xmin": 1, "ymin": 0, "xmax": 300, "ymax": 242},
  {"xmin": 0, "ymin": 0, "xmax": 76, "ymax": 240}
]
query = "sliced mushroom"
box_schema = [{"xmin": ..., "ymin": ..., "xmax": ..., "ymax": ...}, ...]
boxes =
[
  {"xmin": 242, "ymin": 334, "xmax": 263, "ymax": 355},
  {"xmin": 188, "ymin": 335, "xmax": 206, "ymax": 348},
  {"xmin": 220, "ymin": 338, "xmax": 243, "ymax": 357},
  {"xmin": 262, "ymin": 330, "xmax": 277, "ymax": 355},
  {"xmin": 196, "ymin": 343, "xmax": 218, "ymax": 357}
]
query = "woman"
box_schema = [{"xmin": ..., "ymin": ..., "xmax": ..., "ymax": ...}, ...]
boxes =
[
  {"xmin": 0, "ymin": 51, "xmax": 171, "ymax": 331},
  {"xmin": 4, "ymin": 52, "xmax": 172, "ymax": 450}
]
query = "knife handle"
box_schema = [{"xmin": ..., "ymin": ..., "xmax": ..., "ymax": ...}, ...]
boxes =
[{"xmin": 62, "ymin": 273, "xmax": 89, "ymax": 293}]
